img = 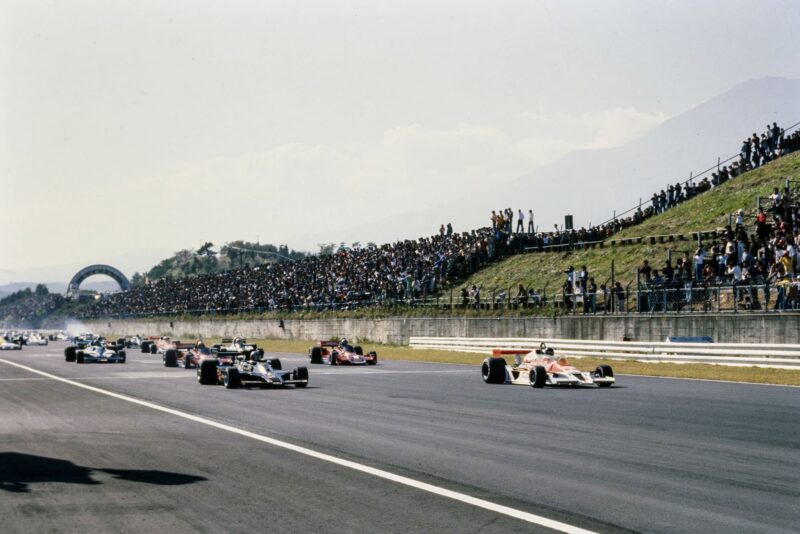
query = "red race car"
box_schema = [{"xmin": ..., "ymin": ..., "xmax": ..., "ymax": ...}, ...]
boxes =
[{"xmin": 308, "ymin": 339, "xmax": 377, "ymax": 366}]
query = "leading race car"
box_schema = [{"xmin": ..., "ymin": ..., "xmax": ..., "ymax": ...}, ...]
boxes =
[
  {"xmin": 65, "ymin": 338, "xmax": 126, "ymax": 364},
  {"xmin": 308, "ymin": 339, "xmax": 377, "ymax": 365},
  {"xmin": 0, "ymin": 337, "xmax": 22, "ymax": 350},
  {"xmin": 197, "ymin": 352, "xmax": 308, "ymax": 389},
  {"xmin": 481, "ymin": 343, "xmax": 614, "ymax": 388}
]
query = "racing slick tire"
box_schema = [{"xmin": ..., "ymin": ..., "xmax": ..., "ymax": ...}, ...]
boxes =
[
  {"xmin": 150, "ymin": 343, "xmax": 158, "ymax": 354},
  {"xmin": 164, "ymin": 349, "xmax": 178, "ymax": 367},
  {"xmin": 594, "ymin": 365, "xmax": 614, "ymax": 387},
  {"xmin": 118, "ymin": 351, "xmax": 126, "ymax": 364},
  {"xmin": 309, "ymin": 347, "xmax": 322, "ymax": 364},
  {"xmin": 76, "ymin": 352, "xmax": 85, "ymax": 364},
  {"xmin": 530, "ymin": 365, "xmax": 547, "ymax": 388},
  {"xmin": 64, "ymin": 346, "xmax": 76, "ymax": 362},
  {"xmin": 117, "ymin": 338, "xmax": 126, "ymax": 349},
  {"xmin": 198, "ymin": 360, "xmax": 218, "ymax": 385},
  {"xmin": 267, "ymin": 358, "xmax": 282, "ymax": 370},
  {"xmin": 367, "ymin": 351, "xmax": 377, "ymax": 365},
  {"xmin": 141, "ymin": 341, "xmax": 151, "ymax": 353},
  {"xmin": 481, "ymin": 357, "xmax": 507, "ymax": 384},
  {"xmin": 354, "ymin": 345, "xmax": 363, "ymax": 355},
  {"xmin": 224, "ymin": 368, "xmax": 240, "ymax": 389},
  {"xmin": 294, "ymin": 366, "xmax": 309, "ymax": 387}
]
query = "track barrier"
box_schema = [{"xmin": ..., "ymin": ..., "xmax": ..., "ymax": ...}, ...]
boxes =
[{"xmin": 409, "ymin": 336, "xmax": 800, "ymax": 369}]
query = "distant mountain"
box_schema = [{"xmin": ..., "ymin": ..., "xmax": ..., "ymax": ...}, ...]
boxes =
[{"xmin": 291, "ymin": 76, "xmax": 800, "ymax": 245}]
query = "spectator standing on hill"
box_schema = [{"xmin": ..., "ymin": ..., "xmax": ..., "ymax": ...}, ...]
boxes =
[
  {"xmin": 527, "ymin": 210, "xmax": 534, "ymax": 233},
  {"xmin": 613, "ymin": 282, "xmax": 625, "ymax": 312},
  {"xmin": 517, "ymin": 284, "xmax": 528, "ymax": 308},
  {"xmin": 579, "ymin": 265, "xmax": 588, "ymax": 288},
  {"xmin": 694, "ymin": 248, "xmax": 706, "ymax": 281},
  {"xmin": 663, "ymin": 260, "xmax": 674, "ymax": 281},
  {"xmin": 470, "ymin": 285, "xmax": 481, "ymax": 310},
  {"xmin": 446, "ymin": 222, "xmax": 453, "ymax": 236},
  {"xmin": 639, "ymin": 259, "xmax": 652, "ymax": 284},
  {"xmin": 586, "ymin": 278, "xmax": 597, "ymax": 314},
  {"xmin": 516, "ymin": 209, "xmax": 524, "ymax": 233}
]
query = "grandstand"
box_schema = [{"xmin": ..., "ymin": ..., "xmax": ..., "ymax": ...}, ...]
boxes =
[{"xmin": 2, "ymin": 122, "xmax": 799, "ymax": 324}]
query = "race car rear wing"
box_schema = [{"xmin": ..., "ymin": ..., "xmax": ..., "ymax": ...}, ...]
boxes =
[{"xmin": 317, "ymin": 341, "xmax": 339, "ymax": 347}]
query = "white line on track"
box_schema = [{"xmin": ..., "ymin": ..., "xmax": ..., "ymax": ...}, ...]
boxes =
[{"xmin": 1, "ymin": 358, "xmax": 595, "ymax": 534}]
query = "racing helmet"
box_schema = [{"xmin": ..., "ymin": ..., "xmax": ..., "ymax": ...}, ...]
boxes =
[{"xmin": 340, "ymin": 338, "xmax": 348, "ymax": 346}]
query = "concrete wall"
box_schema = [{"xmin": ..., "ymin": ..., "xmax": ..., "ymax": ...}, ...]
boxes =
[{"xmin": 84, "ymin": 313, "xmax": 800, "ymax": 345}]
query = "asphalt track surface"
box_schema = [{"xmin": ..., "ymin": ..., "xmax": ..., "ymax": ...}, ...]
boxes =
[{"xmin": 0, "ymin": 343, "xmax": 798, "ymax": 533}]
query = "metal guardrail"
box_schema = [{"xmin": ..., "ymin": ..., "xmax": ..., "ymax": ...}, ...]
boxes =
[{"xmin": 409, "ymin": 336, "xmax": 800, "ymax": 369}]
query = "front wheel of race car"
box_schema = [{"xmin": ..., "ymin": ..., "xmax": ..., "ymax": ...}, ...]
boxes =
[
  {"xmin": 164, "ymin": 349, "xmax": 178, "ymax": 367},
  {"xmin": 141, "ymin": 341, "xmax": 151, "ymax": 353},
  {"xmin": 529, "ymin": 365, "xmax": 547, "ymax": 388},
  {"xmin": 198, "ymin": 360, "xmax": 218, "ymax": 385},
  {"xmin": 354, "ymin": 345, "xmax": 363, "ymax": 355},
  {"xmin": 481, "ymin": 357, "xmax": 507, "ymax": 384},
  {"xmin": 367, "ymin": 351, "xmax": 377, "ymax": 365},
  {"xmin": 267, "ymin": 358, "xmax": 282, "ymax": 370},
  {"xmin": 118, "ymin": 351, "xmax": 126, "ymax": 364},
  {"xmin": 76, "ymin": 352, "xmax": 85, "ymax": 364},
  {"xmin": 64, "ymin": 346, "xmax": 76, "ymax": 362},
  {"xmin": 224, "ymin": 368, "xmax": 240, "ymax": 389},
  {"xmin": 150, "ymin": 344, "xmax": 158, "ymax": 355},
  {"xmin": 309, "ymin": 347, "xmax": 322, "ymax": 364},
  {"xmin": 594, "ymin": 365, "xmax": 614, "ymax": 387},
  {"xmin": 294, "ymin": 366, "xmax": 309, "ymax": 387}
]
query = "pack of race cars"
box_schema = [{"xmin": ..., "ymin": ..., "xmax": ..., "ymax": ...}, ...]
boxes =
[{"xmin": 32, "ymin": 332, "xmax": 616, "ymax": 391}]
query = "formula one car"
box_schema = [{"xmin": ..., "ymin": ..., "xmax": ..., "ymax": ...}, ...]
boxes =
[
  {"xmin": 27, "ymin": 334, "xmax": 49, "ymax": 346},
  {"xmin": 65, "ymin": 338, "xmax": 126, "ymax": 364},
  {"xmin": 197, "ymin": 352, "xmax": 308, "ymax": 389},
  {"xmin": 163, "ymin": 341, "xmax": 238, "ymax": 369},
  {"xmin": 0, "ymin": 337, "xmax": 22, "ymax": 350},
  {"xmin": 308, "ymin": 339, "xmax": 377, "ymax": 365},
  {"xmin": 212, "ymin": 337, "xmax": 260, "ymax": 358},
  {"xmin": 481, "ymin": 343, "xmax": 614, "ymax": 388}
]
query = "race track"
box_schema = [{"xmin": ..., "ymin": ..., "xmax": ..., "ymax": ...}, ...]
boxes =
[{"xmin": 1, "ymin": 342, "xmax": 798, "ymax": 533}]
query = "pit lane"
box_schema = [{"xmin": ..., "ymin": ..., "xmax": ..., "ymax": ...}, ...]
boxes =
[{"xmin": 0, "ymin": 342, "xmax": 797, "ymax": 533}]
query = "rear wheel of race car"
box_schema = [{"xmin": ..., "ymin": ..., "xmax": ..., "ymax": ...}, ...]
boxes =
[
  {"xmin": 64, "ymin": 346, "xmax": 76, "ymax": 362},
  {"xmin": 267, "ymin": 358, "xmax": 282, "ymax": 370},
  {"xmin": 116, "ymin": 338, "xmax": 126, "ymax": 349},
  {"xmin": 164, "ymin": 349, "xmax": 178, "ymax": 367},
  {"xmin": 141, "ymin": 341, "xmax": 151, "ymax": 353},
  {"xmin": 481, "ymin": 357, "xmax": 507, "ymax": 384},
  {"xmin": 529, "ymin": 365, "xmax": 547, "ymax": 388},
  {"xmin": 594, "ymin": 365, "xmax": 614, "ymax": 387},
  {"xmin": 118, "ymin": 351, "xmax": 126, "ymax": 364},
  {"xmin": 367, "ymin": 351, "xmax": 377, "ymax": 365},
  {"xmin": 76, "ymin": 352, "xmax": 85, "ymax": 364},
  {"xmin": 354, "ymin": 345, "xmax": 363, "ymax": 355},
  {"xmin": 198, "ymin": 360, "xmax": 218, "ymax": 385},
  {"xmin": 294, "ymin": 366, "xmax": 309, "ymax": 387},
  {"xmin": 309, "ymin": 347, "xmax": 322, "ymax": 364},
  {"xmin": 224, "ymin": 368, "xmax": 240, "ymax": 389},
  {"xmin": 150, "ymin": 344, "xmax": 157, "ymax": 355}
]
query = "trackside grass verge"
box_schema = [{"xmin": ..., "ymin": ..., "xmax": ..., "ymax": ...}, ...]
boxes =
[{"xmin": 180, "ymin": 337, "xmax": 800, "ymax": 386}]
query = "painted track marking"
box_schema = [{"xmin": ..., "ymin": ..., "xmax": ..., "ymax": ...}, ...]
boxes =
[{"xmin": 0, "ymin": 358, "xmax": 595, "ymax": 534}]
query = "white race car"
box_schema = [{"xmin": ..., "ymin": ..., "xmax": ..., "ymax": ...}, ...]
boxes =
[
  {"xmin": 27, "ymin": 334, "xmax": 49, "ymax": 346},
  {"xmin": 65, "ymin": 339, "xmax": 126, "ymax": 364},
  {"xmin": 0, "ymin": 338, "xmax": 22, "ymax": 350},
  {"xmin": 482, "ymin": 344, "xmax": 615, "ymax": 388}
]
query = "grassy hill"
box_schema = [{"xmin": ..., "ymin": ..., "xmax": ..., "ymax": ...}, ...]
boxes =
[{"xmin": 459, "ymin": 151, "xmax": 800, "ymax": 296}]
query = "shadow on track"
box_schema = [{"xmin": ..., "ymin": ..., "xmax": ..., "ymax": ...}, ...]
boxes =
[{"xmin": 0, "ymin": 452, "xmax": 207, "ymax": 493}]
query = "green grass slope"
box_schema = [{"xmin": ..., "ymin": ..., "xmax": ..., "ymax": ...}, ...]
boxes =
[{"xmin": 460, "ymin": 152, "xmax": 800, "ymax": 295}]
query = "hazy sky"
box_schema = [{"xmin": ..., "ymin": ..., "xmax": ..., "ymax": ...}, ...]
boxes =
[{"xmin": 2, "ymin": 0, "xmax": 799, "ymax": 284}]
